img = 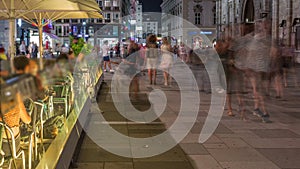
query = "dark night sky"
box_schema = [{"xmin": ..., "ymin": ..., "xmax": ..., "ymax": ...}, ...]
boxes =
[{"xmin": 139, "ymin": 0, "xmax": 163, "ymax": 12}]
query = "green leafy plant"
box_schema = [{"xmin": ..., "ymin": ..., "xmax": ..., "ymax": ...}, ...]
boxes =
[
  {"xmin": 81, "ymin": 43, "xmax": 93, "ymax": 55},
  {"xmin": 70, "ymin": 36, "xmax": 85, "ymax": 56}
]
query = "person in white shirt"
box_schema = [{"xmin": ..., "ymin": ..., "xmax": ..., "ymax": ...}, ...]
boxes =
[
  {"xmin": 102, "ymin": 40, "xmax": 114, "ymax": 72},
  {"xmin": 28, "ymin": 42, "xmax": 33, "ymax": 57},
  {"xmin": 19, "ymin": 41, "xmax": 26, "ymax": 55},
  {"xmin": 179, "ymin": 42, "xmax": 187, "ymax": 63}
]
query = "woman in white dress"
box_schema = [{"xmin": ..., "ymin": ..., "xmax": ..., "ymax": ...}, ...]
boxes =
[
  {"xmin": 146, "ymin": 35, "xmax": 159, "ymax": 85},
  {"xmin": 160, "ymin": 37, "xmax": 173, "ymax": 86}
]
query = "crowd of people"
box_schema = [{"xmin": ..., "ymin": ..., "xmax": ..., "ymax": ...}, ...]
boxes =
[
  {"xmin": 100, "ymin": 20, "xmax": 298, "ymax": 124},
  {"xmin": 101, "ymin": 35, "xmax": 182, "ymax": 98},
  {"xmin": 214, "ymin": 19, "xmax": 298, "ymax": 122},
  {"xmin": 0, "ymin": 47, "xmax": 76, "ymax": 165},
  {"xmin": 18, "ymin": 40, "xmax": 39, "ymax": 58},
  {"xmin": 0, "ymin": 19, "xmax": 299, "ymax": 166}
]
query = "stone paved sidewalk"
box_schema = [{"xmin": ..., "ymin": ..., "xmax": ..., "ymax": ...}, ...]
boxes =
[{"xmin": 72, "ymin": 62, "xmax": 300, "ymax": 169}]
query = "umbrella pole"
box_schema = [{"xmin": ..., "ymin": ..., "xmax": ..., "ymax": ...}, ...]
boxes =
[
  {"xmin": 9, "ymin": 19, "xmax": 16, "ymax": 73},
  {"xmin": 9, "ymin": 0, "xmax": 16, "ymax": 73},
  {"xmin": 38, "ymin": 13, "xmax": 44, "ymax": 70}
]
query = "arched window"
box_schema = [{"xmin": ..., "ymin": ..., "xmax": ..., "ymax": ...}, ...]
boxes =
[
  {"xmin": 212, "ymin": 5, "xmax": 216, "ymax": 25},
  {"xmin": 194, "ymin": 4, "xmax": 203, "ymax": 25},
  {"xmin": 195, "ymin": 13, "xmax": 201, "ymax": 25}
]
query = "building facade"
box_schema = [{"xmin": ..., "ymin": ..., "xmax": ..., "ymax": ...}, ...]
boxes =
[
  {"xmin": 136, "ymin": 2, "xmax": 143, "ymax": 39},
  {"xmin": 143, "ymin": 21, "xmax": 158, "ymax": 35},
  {"xmin": 0, "ymin": 20, "xmax": 10, "ymax": 52},
  {"xmin": 216, "ymin": 0, "xmax": 300, "ymax": 51},
  {"xmin": 161, "ymin": 0, "xmax": 217, "ymax": 47},
  {"xmin": 53, "ymin": 0, "xmax": 123, "ymax": 47}
]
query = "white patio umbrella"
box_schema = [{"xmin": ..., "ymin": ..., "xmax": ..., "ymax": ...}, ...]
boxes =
[{"xmin": 0, "ymin": 0, "xmax": 102, "ymax": 70}]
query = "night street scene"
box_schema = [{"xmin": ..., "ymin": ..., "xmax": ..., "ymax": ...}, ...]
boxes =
[{"xmin": 1, "ymin": 0, "xmax": 300, "ymax": 169}]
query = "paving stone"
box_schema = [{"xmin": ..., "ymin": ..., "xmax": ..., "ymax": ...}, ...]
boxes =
[
  {"xmin": 104, "ymin": 162, "xmax": 133, "ymax": 169},
  {"xmin": 203, "ymin": 143, "xmax": 228, "ymax": 149},
  {"xmin": 214, "ymin": 124, "xmax": 234, "ymax": 134},
  {"xmin": 243, "ymin": 138, "xmax": 300, "ymax": 148},
  {"xmin": 190, "ymin": 122, "xmax": 204, "ymax": 134},
  {"xmin": 251, "ymin": 129, "xmax": 300, "ymax": 138},
  {"xmin": 78, "ymin": 148, "xmax": 132, "ymax": 162},
  {"xmin": 128, "ymin": 128, "xmax": 166, "ymax": 135},
  {"xmin": 272, "ymin": 115, "xmax": 300, "ymax": 124},
  {"xmin": 127, "ymin": 123, "xmax": 166, "ymax": 130},
  {"xmin": 256, "ymin": 148, "xmax": 300, "ymax": 169},
  {"xmin": 207, "ymin": 148, "xmax": 269, "ymax": 162},
  {"xmin": 188, "ymin": 155, "xmax": 223, "ymax": 169},
  {"xmin": 221, "ymin": 120, "xmax": 266, "ymax": 130},
  {"xmin": 220, "ymin": 161, "xmax": 280, "ymax": 169},
  {"xmin": 128, "ymin": 133, "xmax": 152, "ymax": 138},
  {"xmin": 133, "ymin": 146, "xmax": 189, "ymax": 162},
  {"xmin": 220, "ymin": 138, "xmax": 251, "ymax": 148},
  {"xmin": 181, "ymin": 133, "xmax": 200, "ymax": 143},
  {"xmin": 98, "ymin": 111, "xmax": 128, "ymax": 121},
  {"xmin": 179, "ymin": 143, "xmax": 209, "ymax": 155},
  {"xmin": 284, "ymin": 111, "xmax": 300, "ymax": 119},
  {"xmin": 204, "ymin": 135, "xmax": 224, "ymax": 144},
  {"xmin": 74, "ymin": 163, "xmax": 104, "ymax": 169},
  {"xmin": 134, "ymin": 161, "xmax": 194, "ymax": 169}
]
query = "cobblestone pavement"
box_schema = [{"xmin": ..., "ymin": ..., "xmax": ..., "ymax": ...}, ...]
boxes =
[{"xmin": 72, "ymin": 61, "xmax": 300, "ymax": 169}]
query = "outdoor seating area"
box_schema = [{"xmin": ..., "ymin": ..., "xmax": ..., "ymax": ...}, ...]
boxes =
[{"xmin": 0, "ymin": 58, "xmax": 103, "ymax": 168}]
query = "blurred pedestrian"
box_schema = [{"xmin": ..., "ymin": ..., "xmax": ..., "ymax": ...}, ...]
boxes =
[
  {"xmin": 0, "ymin": 46, "xmax": 8, "ymax": 77},
  {"xmin": 123, "ymin": 41, "xmax": 140, "ymax": 98},
  {"xmin": 115, "ymin": 42, "xmax": 120, "ymax": 57},
  {"xmin": 32, "ymin": 43, "xmax": 38, "ymax": 58},
  {"xmin": 13, "ymin": 55, "xmax": 30, "ymax": 74},
  {"xmin": 146, "ymin": 34, "xmax": 159, "ymax": 85},
  {"xmin": 19, "ymin": 41, "xmax": 26, "ymax": 55},
  {"xmin": 268, "ymin": 43, "xmax": 284, "ymax": 98},
  {"xmin": 179, "ymin": 42, "xmax": 188, "ymax": 63},
  {"xmin": 102, "ymin": 40, "xmax": 114, "ymax": 73},
  {"xmin": 139, "ymin": 43, "xmax": 147, "ymax": 74},
  {"xmin": 160, "ymin": 37, "xmax": 173, "ymax": 86},
  {"xmin": 55, "ymin": 43, "xmax": 61, "ymax": 56},
  {"xmin": 236, "ymin": 19, "xmax": 272, "ymax": 123},
  {"xmin": 28, "ymin": 42, "xmax": 33, "ymax": 57},
  {"xmin": 223, "ymin": 39, "xmax": 247, "ymax": 120},
  {"xmin": 173, "ymin": 43, "xmax": 179, "ymax": 58},
  {"xmin": 0, "ymin": 46, "xmax": 7, "ymax": 61}
]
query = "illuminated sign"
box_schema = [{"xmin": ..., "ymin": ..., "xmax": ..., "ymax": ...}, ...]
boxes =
[
  {"xmin": 200, "ymin": 31, "xmax": 213, "ymax": 35},
  {"xmin": 188, "ymin": 31, "xmax": 213, "ymax": 35}
]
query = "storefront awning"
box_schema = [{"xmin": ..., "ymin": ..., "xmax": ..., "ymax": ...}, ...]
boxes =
[{"xmin": 44, "ymin": 33, "xmax": 59, "ymax": 40}]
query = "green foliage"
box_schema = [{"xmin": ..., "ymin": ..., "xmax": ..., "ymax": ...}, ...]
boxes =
[
  {"xmin": 81, "ymin": 43, "xmax": 93, "ymax": 55},
  {"xmin": 70, "ymin": 36, "xmax": 85, "ymax": 56}
]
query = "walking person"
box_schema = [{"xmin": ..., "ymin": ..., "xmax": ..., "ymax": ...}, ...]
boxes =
[
  {"xmin": 19, "ymin": 41, "xmax": 26, "ymax": 55},
  {"xmin": 31, "ymin": 43, "xmax": 38, "ymax": 58},
  {"xmin": 146, "ymin": 34, "xmax": 159, "ymax": 85},
  {"xmin": 28, "ymin": 42, "xmax": 33, "ymax": 57},
  {"xmin": 55, "ymin": 43, "xmax": 61, "ymax": 57},
  {"xmin": 160, "ymin": 37, "xmax": 173, "ymax": 86},
  {"xmin": 102, "ymin": 40, "xmax": 114, "ymax": 73},
  {"xmin": 266, "ymin": 43, "xmax": 284, "ymax": 99},
  {"xmin": 123, "ymin": 41, "xmax": 140, "ymax": 98},
  {"xmin": 221, "ymin": 39, "xmax": 247, "ymax": 120},
  {"xmin": 239, "ymin": 20, "xmax": 272, "ymax": 123},
  {"xmin": 179, "ymin": 42, "xmax": 188, "ymax": 63}
]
